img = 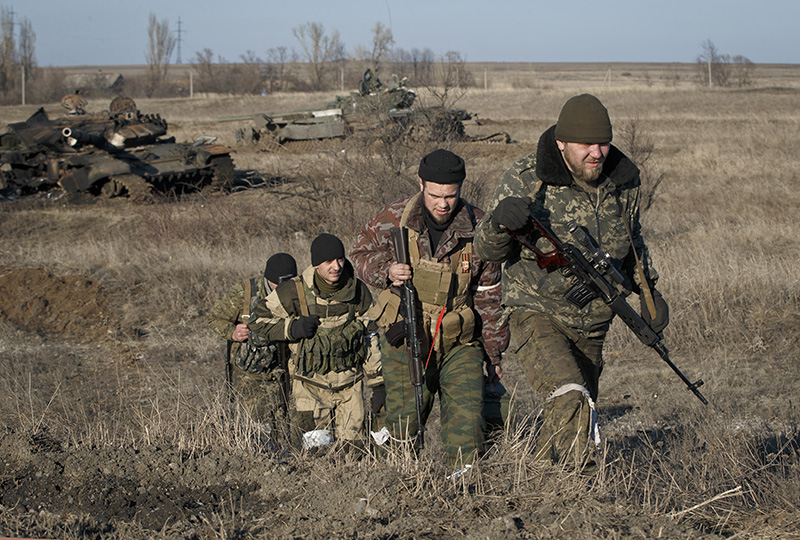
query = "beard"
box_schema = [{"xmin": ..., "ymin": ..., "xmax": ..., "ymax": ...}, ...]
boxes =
[{"xmin": 564, "ymin": 152, "xmax": 604, "ymax": 184}]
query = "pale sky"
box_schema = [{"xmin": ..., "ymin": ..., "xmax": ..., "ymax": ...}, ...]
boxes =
[{"xmin": 15, "ymin": 0, "xmax": 800, "ymax": 66}]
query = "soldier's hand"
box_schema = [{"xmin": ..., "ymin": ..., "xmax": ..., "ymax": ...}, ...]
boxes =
[
  {"xmin": 388, "ymin": 262, "xmax": 412, "ymax": 286},
  {"xmin": 641, "ymin": 289, "xmax": 669, "ymax": 335},
  {"xmin": 491, "ymin": 196, "xmax": 532, "ymax": 232},
  {"xmin": 384, "ymin": 321, "xmax": 406, "ymax": 347},
  {"xmin": 291, "ymin": 315, "xmax": 321, "ymax": 340},
  {"xmin": 370, "ymin": 384, "xmax": 387, "ymax": 414},
  {"xmin": 231, "ymin": 323, "xmax": 249, "ymax": 342},
  {"xmin": 486, "ymin": 363, "xmax": 503, "ymax": 384}
]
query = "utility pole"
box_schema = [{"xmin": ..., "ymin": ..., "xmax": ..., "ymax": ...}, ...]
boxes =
[{"xmin": 175, "ymin": 17, "xmax": 185, "ymax": 65}]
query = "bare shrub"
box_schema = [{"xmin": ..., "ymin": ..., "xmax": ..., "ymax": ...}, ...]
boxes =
[{"xmin": 615, "ymin": 117, "xmax": 665, "ymax": 213}]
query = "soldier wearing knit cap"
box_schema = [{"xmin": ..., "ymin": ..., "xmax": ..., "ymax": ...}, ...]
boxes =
[
  {"xmin": 208, "ymin": 252, "xmax": 299, "ymax": 446},
  {"xmin": 249, "ymin": 234, "xmax": 383, "ymax": 450},
  {"xmin": 350, "ymin": 149, "xmax": 510, "ymax": 471},
  {"xmin": 475, "ymin": 94, "xmax": 668, "ymax": 473}
]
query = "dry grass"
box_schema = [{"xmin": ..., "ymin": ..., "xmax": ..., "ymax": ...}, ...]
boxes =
[{"xmin": 1, "ymin": 64, "xmax": 799, "ymax": 538}]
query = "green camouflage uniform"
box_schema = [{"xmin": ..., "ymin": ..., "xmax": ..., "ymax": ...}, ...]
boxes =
[
  {"xmin": 249, "ymin": 263, "xmax": 383, "ymax": 446},
  {"xmin": 208, "ymin": 277, "xmax": 288, "ymax": 434},
  {"xmin": 474, "ymin": 125, "xmax": 659, "ymax": 465},
  {"xmin": 350, "ymin": 193, "xmax": 509, "ymax": 466}
]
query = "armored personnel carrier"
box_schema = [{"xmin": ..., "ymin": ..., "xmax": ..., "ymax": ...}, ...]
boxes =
[{"xmin": 0, "ymin": 95, "xmax": 235, "ymax": 199}]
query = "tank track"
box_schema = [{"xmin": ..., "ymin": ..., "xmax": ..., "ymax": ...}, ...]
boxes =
[{"xmin": 110, "ymin": 174, "xmax": 152, "ymax": 201}]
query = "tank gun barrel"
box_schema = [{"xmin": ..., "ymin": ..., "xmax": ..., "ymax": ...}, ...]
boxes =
[{"xmin": 62, "ymin": 127, "xmax": 108, "ymax": 149}]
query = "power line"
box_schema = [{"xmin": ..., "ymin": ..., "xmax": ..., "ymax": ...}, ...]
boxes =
[{"xmin": 174, "ymin": 17, "xmax": 186, "ymax": 65}]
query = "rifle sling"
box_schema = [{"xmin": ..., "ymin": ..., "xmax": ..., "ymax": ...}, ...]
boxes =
[{"xmin": 616, "ymin": 196, "xmax": 657, "ymax": 319}]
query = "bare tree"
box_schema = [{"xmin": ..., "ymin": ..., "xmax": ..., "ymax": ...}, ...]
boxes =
[
  {"xmin": 0, "ymin": 7, "xmax": 16, "ymax": 93},
  {"xmin": 696, "ymin": 39, "xmax": 730, "ymax": 87},
  {"xmin": 18, "ymin": 18, "xmax": 35, "ymax": 78},
  {"xmin": 353, "ymin": 22, "xmax": 394, "ymax": 76},
  {"xmin": 145, "ymin": 13, "xmax": 176, "ymax": 96},
  {"xmin": 237, "ymin": 50, "xmax": 265, "ymax": 94},
  {"xmin": 732, "ymin": 55, "xmax": 756, "ymax": 87},
  {"xmin": 266, "ymin": 46, "xmax": 298, "ymax": 92},
  {"xmin": 424, "ymin": 51, "xmax": 474, "ymax": 109},
  {"xmin": 292, "ymin": 22, "xmax": 345, "ymax": 90}
]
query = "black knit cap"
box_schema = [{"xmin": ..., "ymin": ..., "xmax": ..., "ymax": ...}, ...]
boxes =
[
  {"xmin": 264, "ymin": 252, "xmax": 297, "ymax": 283},
  {"xmin": 554, "ymin": 94, "xmax": 613, "ymax": 144},
  {"xmin": 418, "ymin": 149, "xmax": 466, "ymax": 184},
  {"xmin": 310, "ymin": 233, "xmax": 345, "ymax": 266}
]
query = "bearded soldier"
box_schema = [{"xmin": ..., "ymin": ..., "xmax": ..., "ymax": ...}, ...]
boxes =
[
  {"xmin": 474, "ymin": 94, "xmax": 669, "ymax": 471},
  {"xmin": 350, "ymin": 149, "xmax": 509, "ymax": 468},
  {"xmin": 249, "ymin": 234, "xmax": 384, "ymax": 449},
  {"xmin": 208, "ymin": 253, "xmax": 298, "ymax": 439}
]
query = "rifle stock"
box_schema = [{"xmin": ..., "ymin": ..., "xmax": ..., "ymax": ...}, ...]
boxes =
[
  {"xmin": 389, "ymin": 226, "xmax": 426, "ymax": 447},
  {"xmin": 508, "ymin": 215, "xmax": 708, "ymax": 405}
]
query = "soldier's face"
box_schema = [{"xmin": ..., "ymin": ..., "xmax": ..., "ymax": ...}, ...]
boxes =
[
  {"xmin": 315, "ymin": 258, "xmax": 345, "ymax": 284},
  {"xmin": 557, "ymin": 141, "xmax": 610, "ymax": 184},
  {"xmin": 419, "ymin": 179, "xmax": 461, "ymax": 224}
]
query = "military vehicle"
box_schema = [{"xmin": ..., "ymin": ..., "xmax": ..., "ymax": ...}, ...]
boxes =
[
  {"xmin": 0, "ymin": 95, "xmax": 235, "ymax": 199},
  {"xmin": 220, "ymin": 70, "xmax": 510, "ymax": 149}
]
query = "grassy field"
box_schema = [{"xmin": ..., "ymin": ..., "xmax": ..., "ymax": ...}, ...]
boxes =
[{"xmin": 1, "ymin": 63, "xmax": 799, "ymax": 538}]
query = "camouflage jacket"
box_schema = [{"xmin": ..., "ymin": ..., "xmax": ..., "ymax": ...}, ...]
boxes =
[
  {"xmin": 208, "ymin": 276, "xmax": 270, "ymax": 362},
  {"xmin": 249, "ymin": 263, "xmax": 383, "ymax": 388},
  {"xmin": 474, "ymin": 125, "xmax": 659, "ymax": 336},
  {"xmin": 349, "ymin": 193, "xmax": 509, "ymax": 363}
]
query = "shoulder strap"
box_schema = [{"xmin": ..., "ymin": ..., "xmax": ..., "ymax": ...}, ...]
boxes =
[
  {"xmin": 293, "ymin": 277, "xmax": 310, "ymax": 317},
  {"xmin": 242, "ymin": 278, "xmax": 253, "ymax": 320},
  {"xmin": 615, "ymin": 194, "xmax": 656, "ymax": 319}
]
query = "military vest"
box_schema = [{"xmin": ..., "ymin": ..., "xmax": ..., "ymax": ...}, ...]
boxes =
[
  {"xmin": 293, "ymin": 277, "xmax": 367, "ymax": 377},
  {"xmin": 373, "ymin": 193, "xmax": 478, "ymax": 356}
]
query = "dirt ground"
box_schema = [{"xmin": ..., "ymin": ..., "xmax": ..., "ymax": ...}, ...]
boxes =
[{"xmin": 0, "ymin": 264, "xmax": 767, "ymax": 539}]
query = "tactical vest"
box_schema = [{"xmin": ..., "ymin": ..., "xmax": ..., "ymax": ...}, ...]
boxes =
[
  {"xmin": 373, "ymin": 193, "xmax": 477, "ymax": 356},
  {"xmin": 233, "ymin": 277, "xmax": 280, "ymax": 374},
  {"xmin": 293, "ymin": 277, "xmax": 367, "ymax": 377}
]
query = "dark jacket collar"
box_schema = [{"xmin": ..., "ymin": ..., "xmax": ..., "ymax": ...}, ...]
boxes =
[{"xmin": 535, "ymin": 125, "xmax": 639, "ymax": 188}]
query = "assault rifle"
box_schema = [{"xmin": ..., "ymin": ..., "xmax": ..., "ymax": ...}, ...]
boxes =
[
  {"xmin": 390, "ymin": 226, "xmax": 427, "ymax": 447},
  {"xmin": 508, "ymin": 215, "xmax": 708, "ymax": 405},
  {"xmin": 275, "ymin": 273, "xmax": 295, "ymax": 416}
]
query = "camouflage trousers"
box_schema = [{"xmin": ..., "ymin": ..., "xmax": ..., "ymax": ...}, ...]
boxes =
[
  {"xmin": 511, "ymin": 310, "xmax": 604, "ymax": 467},
  {"xmin": 230, "ymin": 365, "xmax": 291, "ymax": 446},
  {"xmin": 292, "ymin": 375, "xmax": 365, "ymax": 444},
  {"xmin": 376, "ymin": 334, "xmax": 485, "ymax": 466}
]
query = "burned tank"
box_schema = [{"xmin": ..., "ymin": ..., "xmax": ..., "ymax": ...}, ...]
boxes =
[
  {"xmin": 0, "ymin": 96, "xmax": 235, "ymax": 199},
  {"xmin": 219, "ymin": 70, "xmax": 509, "ymax": 149}
]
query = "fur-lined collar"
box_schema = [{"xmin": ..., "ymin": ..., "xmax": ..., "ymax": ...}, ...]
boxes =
[{"xmin": 535, "ymin": 125, "xmax": 639, "ymax": 188}]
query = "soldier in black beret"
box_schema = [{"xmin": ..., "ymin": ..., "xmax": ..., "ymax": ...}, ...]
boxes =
[{"xmin": 349, "ymin": 149, "xmax": 510, "ymax": 473}]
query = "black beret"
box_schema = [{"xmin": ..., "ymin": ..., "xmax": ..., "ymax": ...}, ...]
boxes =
[
  {"xmin": 264, "ymin": 252, "xmax": 297, "ymax": 283},
  {"xmin": 418, "ymin": 149, "xmax": 466, "ymax": 184},
  {"xmin": 310, "ymin": 233, "xmax": 345, "ymax": 266}
]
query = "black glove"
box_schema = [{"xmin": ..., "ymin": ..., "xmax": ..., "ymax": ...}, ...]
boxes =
[
  {"xmin": 491, "ymin": 196, "xmax": 532, "ymax": 232},
  {"xmin": 384, "ymin": 321, "xmax": 406, "ymax": 348},
  {"xmin": 640, "ymin": 289, "xmax": 669, "ymax": 334},
  {"xmin": 290, "ymin": 315, "xmax": 321, "ymax": 340},
  {"xmin": 370, "ymin": 385, "xmax": 387, "ymax": 415}
]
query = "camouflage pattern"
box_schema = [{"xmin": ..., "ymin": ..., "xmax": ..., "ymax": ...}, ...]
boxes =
[
  {"xmin": 511, "ymin": 310, "xmax": 602, "ymax": 465},
  {"xmin": 376, "ymin": 335, "xmax": 485, "ymax": 465},
  {"xmin": 349, "ymin": 194, "xmax": 508, "ymax": 363},
  {"xmin": 208, "ymin": 276, "xmax": 288, "ymax": 428},
  {"xmin": 474, "ymin": 126, "xmax": 658, "ymax": 336},
  {"xmin": 474, "ymin": 124, "xmax": 660, "ymax": 467},
  {"xmin": 350, "ymin": 192, "xmax": 509, "ymax": 465},
  {"xmin": 249, "ymin": 263, "xmax": 383, "ymax": 443}
]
